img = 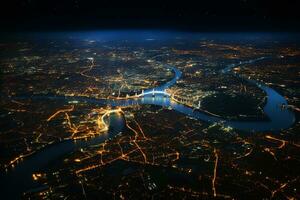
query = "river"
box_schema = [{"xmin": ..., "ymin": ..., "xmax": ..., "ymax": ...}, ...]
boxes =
[{"xmin": 0, "ymin": 57, "xmax": 295, "ymax": 199}]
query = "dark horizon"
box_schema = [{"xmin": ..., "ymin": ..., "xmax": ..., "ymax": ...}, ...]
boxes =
[
  {"xmin": 1, "ymin": 0, "xmax": 300, "ymax": 32},
  {"xmin": 1, "ymin": 1, "xmax": 300, "ymax": 199}
]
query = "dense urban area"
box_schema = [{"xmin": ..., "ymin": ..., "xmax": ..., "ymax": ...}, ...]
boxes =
[{"xmin": 0, "ymin": 32, "xmax": 299, "ymax": 199}]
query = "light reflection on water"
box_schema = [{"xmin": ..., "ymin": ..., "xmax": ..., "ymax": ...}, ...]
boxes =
[{"xmin": 0, "ymin": 31, "xmax": 297, "ymax": 198}]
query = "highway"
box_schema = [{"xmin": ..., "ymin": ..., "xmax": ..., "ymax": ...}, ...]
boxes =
[{"xmin": 1, "ymin": 56, "xmax": 295, "ymax": 198}]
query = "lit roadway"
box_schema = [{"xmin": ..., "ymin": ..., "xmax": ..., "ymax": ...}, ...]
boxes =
[
  {"xmin": 14, "ymin": 56, "xmax": 295, "ymax": 132},
  {"xmin": 1, "ymin": 56, "xmax": 296, "ymax": 199}
]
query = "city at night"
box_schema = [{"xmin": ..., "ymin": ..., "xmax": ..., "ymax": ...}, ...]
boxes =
[{"xmin": 0, "ymin": 0, "xmax": 300, "ymax": 199}]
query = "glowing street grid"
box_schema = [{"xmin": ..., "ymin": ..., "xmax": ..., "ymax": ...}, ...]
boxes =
[{"xmin": 0, "ymin": 31, "xmax": 299, "ymax": 199}]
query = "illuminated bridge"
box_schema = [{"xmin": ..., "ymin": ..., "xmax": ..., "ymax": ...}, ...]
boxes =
[{"xmin": 137, "ymin": 89, "xmax": 171, "ymax": 97}]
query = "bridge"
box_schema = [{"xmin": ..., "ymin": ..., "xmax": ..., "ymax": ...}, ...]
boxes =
[
  {"xmin": 137, "ymin": 89, "xmax": 171, "ymax": 97},
  {"xmin": 108, "ymin": 89, "xmax": 171, "ymax": 100}
]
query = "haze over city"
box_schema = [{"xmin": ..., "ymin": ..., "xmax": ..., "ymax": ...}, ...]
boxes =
[{"xmin": 0, "ymin": 0, "xmax": 299, "ymax": 199}]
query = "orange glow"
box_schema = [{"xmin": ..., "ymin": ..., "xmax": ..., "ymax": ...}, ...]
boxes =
[
  {"xmin": 212, "ymin": 148, "xmax": 218, "ymax": 197},
  {"xmin": 47, "ymin": 105, "xmax": 74, "ymax": 122}
]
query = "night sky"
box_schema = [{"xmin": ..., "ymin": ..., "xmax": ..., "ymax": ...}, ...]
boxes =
[{"xmin": 1, "ymin": 0, "xmax": 300, "ymax": 31}]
